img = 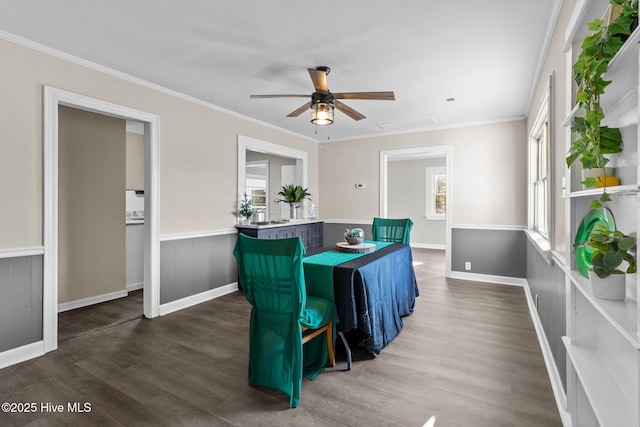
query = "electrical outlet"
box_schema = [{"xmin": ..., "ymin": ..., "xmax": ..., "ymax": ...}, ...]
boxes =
[{"xmin": 464, "ymin": 262, "xmax": 471, "ymax": 271}]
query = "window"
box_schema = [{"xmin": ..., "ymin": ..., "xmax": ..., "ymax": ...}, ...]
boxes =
[
  {"xmin": 529, "ymin": 97, "xmax": 550, "ymax": 238},
  {"xmin": 426, "ymin": 167, "xmax": 446, "ymax": 220}
]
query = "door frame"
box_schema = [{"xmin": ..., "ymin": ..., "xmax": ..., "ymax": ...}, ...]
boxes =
[
  {"xmin": 43, "ymin": 86, "xmax": 161, "ymax": 353},
  {"xmin": 379, "ymin": 145, "xmax": 452, "ymax": 276}
]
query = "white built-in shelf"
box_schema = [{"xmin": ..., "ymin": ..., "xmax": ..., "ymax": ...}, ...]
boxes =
[
  {"xmin": 564, "ymin": 1, "xmax": 640, "ymax": 425},
  {"xmin": 601, "ymin": 86, "xmax": 638, "ymax": 128},
  {"xmin": 568, "ymin": 270, "xmax": 640, "ymax": 348},
  {"xmin": 563, "ymin": 184, "xmax": 639, "ymax": 199},
  {"xmin": 601, "ymin": 26, "xmax": 640, "ymax": 117},
  {"xmin": 562, "ymin": 103, "xmax": 581, "ymax": 128},
  {"xmin": 563, "ymin": 336, "xmax": 637, "ymax": 427},
  {"xmin": 604, "ymin": 25, "xmax": 640, "ymax": 79},
  {"xmin": 565, "ymin": 0, "xmax": 611, "ymax": 48},
  {"xmin": 564, "ymin": 25, "xmax": 640, "ymax": 129}
]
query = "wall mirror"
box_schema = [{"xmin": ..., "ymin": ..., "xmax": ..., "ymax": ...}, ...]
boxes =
[
  {"xmin": 245, "ymin": 159, "xmax": 269, "ymax": 220},
  {"xmin": 237, "ymin": 135, "xmax": 308, "ymax": 223}
]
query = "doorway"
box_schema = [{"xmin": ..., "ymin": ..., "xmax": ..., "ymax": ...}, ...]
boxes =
[
  {"xmin": 43, "ymin": 86, "xmax": 160, "ymax": 354},
  {"xmin": 380, "ymin": 146, "xmax": 452, "ymax": 276},
  {"xmin": 56, "ymin": 108, "xmax": 146, "ymax": 342}
]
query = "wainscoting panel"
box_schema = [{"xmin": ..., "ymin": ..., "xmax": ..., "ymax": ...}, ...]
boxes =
[
  {"xmin": 526, "ymin": 240, "xmax": 566, "ymax": 392},
  {"xmin": 160, "ymin": 233, "xmax": 238, "ymax": 305},
  {"xmin": 323, "ymin": 222, "xmax": 372, "ymax": 247},
  {"xmin": 451, "ymin": 228, "xmax": 526, "ymax": 278},
  {"xmin": 0, "ymin": 255, "xmax": 43, "ymax": 352}
]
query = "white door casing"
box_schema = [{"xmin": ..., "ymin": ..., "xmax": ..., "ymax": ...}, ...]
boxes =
[
  {"xmin": 43, "ymin": 86, "xmax": 160, "ymax": 353},
  {"xmin": 380, "ymin": 145, "xmax": 452, "ymax": 276}
]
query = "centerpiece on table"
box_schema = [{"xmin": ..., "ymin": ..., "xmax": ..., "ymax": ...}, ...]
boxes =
[
  {"xmin": 337, "ymin": 228, "xmax": 376, "ymax": 254},
  {"xmin": 344, "ymin": 228, "xmax": 365, "ymax": 245}
]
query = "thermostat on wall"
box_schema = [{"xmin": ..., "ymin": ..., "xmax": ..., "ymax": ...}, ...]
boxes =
[{"xmin": 355, "ymin": 183, "xmax": 366, "ymax": 189}]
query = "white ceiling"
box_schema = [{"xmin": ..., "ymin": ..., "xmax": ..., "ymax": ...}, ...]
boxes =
[{"xmin": 0, "ymin": 0, "xmax": 560, "ymax": 141}]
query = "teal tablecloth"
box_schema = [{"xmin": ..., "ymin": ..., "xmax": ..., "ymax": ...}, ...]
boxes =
[
  {"xmin": 304, "ymin": 241, "xmax": 418, "ymax": 355},
  {"xmin": 303, "ymin": 241, "xmax": 393, "ymax": 302}
]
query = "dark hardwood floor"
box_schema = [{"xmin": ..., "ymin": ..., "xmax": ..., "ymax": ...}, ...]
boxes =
[
  {"xmin": 0, "ymin": 249, "xmax": 562, "ymax": 426},
  {"xmin": 58, "ymin": 290, "xmax": 143, "ymax": 342}
]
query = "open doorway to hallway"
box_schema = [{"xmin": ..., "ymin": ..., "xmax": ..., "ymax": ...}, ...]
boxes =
[
  {"xmin": 43, "ymin": 86, "xmax": 161, "ymax": 354},
  {"xmin": 380, "ymin": 146, "xmax": 452, "ymax": 276},
  {"xmin": 56, "ymin": 107, "xmax": 145, "ymax": 342}
]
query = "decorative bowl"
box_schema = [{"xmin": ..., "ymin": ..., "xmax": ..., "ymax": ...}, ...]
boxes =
[{"xmin": 344, "ymin": 228, "xmax": 365, "ymax": 245}]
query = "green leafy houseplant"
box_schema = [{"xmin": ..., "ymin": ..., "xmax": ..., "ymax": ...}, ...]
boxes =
[
  {"xmin": 567, "ymin": 0, "xmax": 638, "ymax": 208},
  {"xmin": 274, "ymin": 184, "xmax": 312, "ymax": 205},
  {"xmin": 238, "ymin": 193, "xmax": 255, "ymax": 220},
  {"xmin": 585, "ymin": 223, "xmax": 636, "ymax": 279}
]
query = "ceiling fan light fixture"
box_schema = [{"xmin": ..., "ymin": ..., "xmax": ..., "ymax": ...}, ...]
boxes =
[{"xmin": 311, "ymin": 102, "xmax": 334, "ymax": 125}]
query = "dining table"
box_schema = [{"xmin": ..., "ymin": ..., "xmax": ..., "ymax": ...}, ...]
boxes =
[{"xmin": 302, "ymin": 241, "xmax": 419, "ymax": 357}]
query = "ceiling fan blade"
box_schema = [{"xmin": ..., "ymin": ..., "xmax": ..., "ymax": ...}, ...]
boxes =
[
  {"xmin": 333, "ymin": 91, "xmax": 395, "ymax": 100},
  {"xmin": 250, "ymin": 94, "xmax": 309, "ymax": 99},
  {"xmin": 335, "ymin": 100, "xmax": 366, "ymax": 121},
  {"xmin": 287, "ymin": 102, "xmax": 311, "ymax": 117},
  {"xmin": 308, "ymin": 68, "xmax": 328, "ymax": 93}
]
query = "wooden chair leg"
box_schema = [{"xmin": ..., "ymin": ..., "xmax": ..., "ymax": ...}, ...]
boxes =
[
  {"xmin": 326, "ymin": 323, "xmax": 335, "ymax": 367},
  {"xmin": 302, "ymin": 324, "xmax": 336, "ymax": 368}
]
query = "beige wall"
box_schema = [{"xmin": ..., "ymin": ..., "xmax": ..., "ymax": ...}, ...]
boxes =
[
  {"xmin": 0, "ymin": 37, "xmax": 317, "ymax": 249},
  {"xmin": 526, "ymin": 0, "xmax": 575, "ymax": 256},
  {"xmin": 126, "ymin": 131, "xmax": 145, "ymax": 190},
  {"xmin": 58, "ymin": 106, "xmax": 125, "ymax": 303},
  {"xmin": 319, "ymin": 120, "xmax": 527, "ymax": 227}
]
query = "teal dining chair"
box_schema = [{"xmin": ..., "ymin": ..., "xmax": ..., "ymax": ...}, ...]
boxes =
[
  {"xmin": 371, "ymin": 217, "xmax": 413, "ymax": 244},
  {"xmin": 233, "ymin": 234, "xmax": 337, "ymax": 408}
]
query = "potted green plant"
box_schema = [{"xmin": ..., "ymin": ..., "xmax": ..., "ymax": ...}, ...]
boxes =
[
  {"xmin": 274, "ymin": 184, "xmax": 311, "ymax": 220},
  {"xmin": 567, "ymin": 0, "xmax": 637, "ymax": 206},
  {"xmin": 583, "ymin": 222, "xmax": 636, "ymax": 300},
  {"xmin": 238, "ymin": 193, "xmax": 255, "ymax": 224}
]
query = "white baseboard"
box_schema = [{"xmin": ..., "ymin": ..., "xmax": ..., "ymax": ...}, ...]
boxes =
[
  {"xmin": 448, "ymin": 271, "xmax": 527, "ymax": 287},
  {"xmin": 58, "ymin": 289, "xmax": 128, "ymax": 313},
  {"xmin": 523, "ymin": 281, "xmax": 572, "ymax": 426},
  {"xmin": 159, "ymin": 282, "xmax": 239, "ymax": 316},
  {"xmin": 127, "ymin": 282, "xmax": 144, "ymax": 292},
  {"xmin": 0, "ymin": 341, "xmax": 44, "ymax": 369}
]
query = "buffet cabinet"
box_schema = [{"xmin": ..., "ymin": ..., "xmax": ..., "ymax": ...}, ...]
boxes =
[{"xmin": 235, "ymin": 220, "xmax": 324, "ymax": 251}]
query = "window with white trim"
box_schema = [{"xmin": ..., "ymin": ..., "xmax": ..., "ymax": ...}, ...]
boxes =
[
  {"xmin": 426, "ymin": 167, "xmax": 446, "ymax": 220},
  {"xmin": 529, "ymin": 97, "xmax": 550, "ymax": 239}
]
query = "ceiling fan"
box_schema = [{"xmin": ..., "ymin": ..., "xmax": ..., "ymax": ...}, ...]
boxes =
[{"xmin": 250, "ymin": 66, "xmax": 395, "ymax": 125}]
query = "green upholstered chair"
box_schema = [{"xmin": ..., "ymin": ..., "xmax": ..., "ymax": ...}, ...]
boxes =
[
  {"xmin": 233, "ymin": 234, "xmax": 337, "ymax": 408},
  {"xmin": 371, "ymin": 217, "xmax": 413, "ymax": 244}
]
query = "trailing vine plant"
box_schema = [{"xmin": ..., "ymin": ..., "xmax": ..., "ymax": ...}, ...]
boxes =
[{"xmin": 567, "ymin": 0, "xmax": 638, "ymax": 209}]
